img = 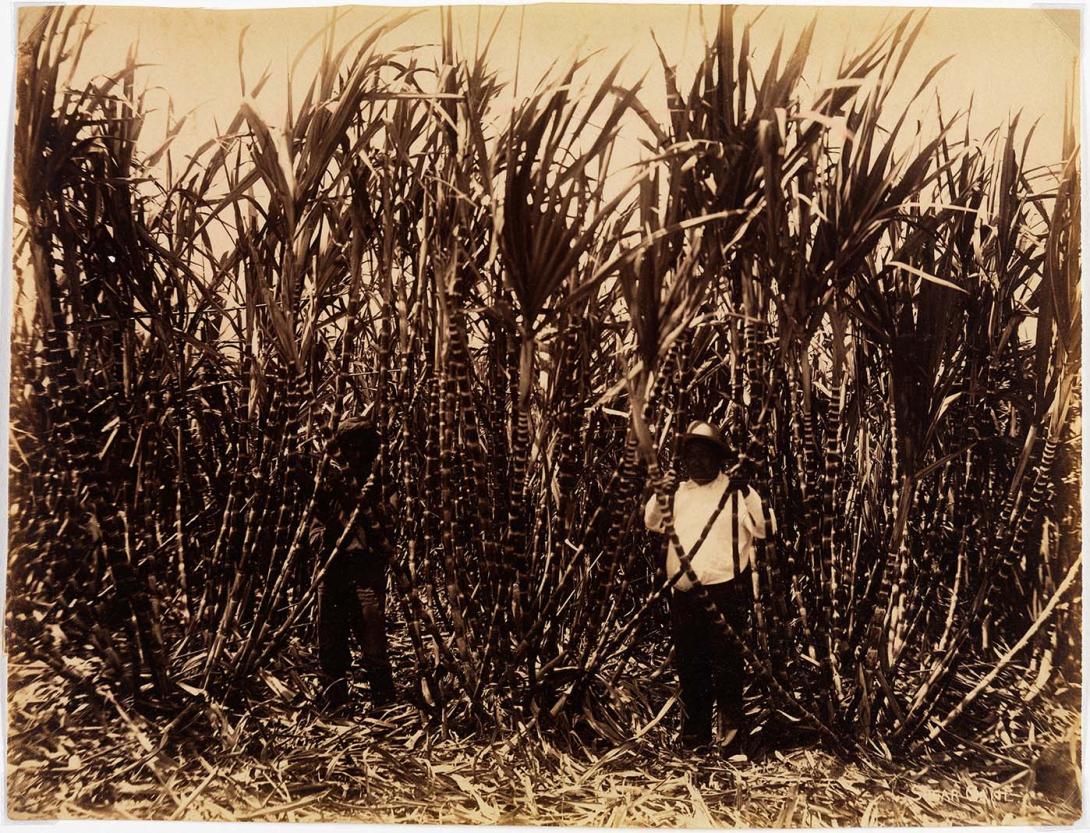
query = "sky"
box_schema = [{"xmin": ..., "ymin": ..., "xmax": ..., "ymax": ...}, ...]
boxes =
[{"xmin": 16, "ymin": 3, "xmax": 1082, "ymax": 175}]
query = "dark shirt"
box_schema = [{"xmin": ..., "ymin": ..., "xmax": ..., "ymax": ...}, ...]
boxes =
[{"xmin": 292, "ymin": 462, "xmax": 371, "ymax": 555}]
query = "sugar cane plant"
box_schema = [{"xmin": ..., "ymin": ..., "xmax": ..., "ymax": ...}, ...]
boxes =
[{"xmin": 10, "ymin": 5, "xmax": 1080, "ymax": 757}]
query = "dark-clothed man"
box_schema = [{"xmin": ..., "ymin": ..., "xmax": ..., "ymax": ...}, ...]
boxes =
[
  {"xmin": 644, "ymin": 420, "xmax": 775, "ymax": 750},
  {"xmin": 308, "ymin": 416, "xmax": 395, "ymax": 710}
]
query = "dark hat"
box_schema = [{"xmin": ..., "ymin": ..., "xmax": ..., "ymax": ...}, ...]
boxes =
[
  {"xmin": 331, "ymin": 415, "xmax": 380, "ymax": 452},
  {"xmin": 334, "ymin": 415, "xmax": 376, "ymax": 438},
  {"xmin": 679, "ymin": 420, "xmax": 731, "ymax": 456},
  {"xmin": 330, "ymin": 415, "xmax": 381, "ymax": 475}
]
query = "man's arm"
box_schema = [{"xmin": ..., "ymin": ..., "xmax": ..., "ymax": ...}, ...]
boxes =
[
  {"xmin": 644, "ymin": 473, "xmax": 679, "ymax": 532},
  {"xmin": 644, "ymin": 491, "xmax": 666, "ymax": 532},
  {"xmin": 294, "ymin": 463, "xmax": 348, "ymax": 554},
  {"xmin": 743, "ymin": 487, "xmax": 777, "ymax": 539}
]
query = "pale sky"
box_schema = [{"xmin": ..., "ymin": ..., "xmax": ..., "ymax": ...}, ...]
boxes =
[{"xmin": 18, "ymin": 3, "xmax": 1081, "ymax": 175}]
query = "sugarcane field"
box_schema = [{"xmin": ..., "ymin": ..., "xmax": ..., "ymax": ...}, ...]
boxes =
[{"xmin": 5, "ymin": 2, "xmax": 1083, "ymax": 826}]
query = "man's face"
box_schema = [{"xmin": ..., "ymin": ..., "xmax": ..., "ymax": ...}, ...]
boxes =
[
  {"xmin": 330, "ymin": 432, "xmax": 378, "ymax": 482},
  {"xmin": 682, "ymin": 440, "xmax": 725, "ymax": 484},
  {"xmin": 329, "ymin": 442, "xmax": 361, "ymax": 477}
]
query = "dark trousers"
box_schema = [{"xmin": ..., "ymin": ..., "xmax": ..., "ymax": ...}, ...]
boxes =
[
  {"xmin": 670, "ymin": 575, "xmax": 751, "ymax": 744},
  {"xmin": 317, "ymin": 549, "xmax": 393, "ymax": 704}
]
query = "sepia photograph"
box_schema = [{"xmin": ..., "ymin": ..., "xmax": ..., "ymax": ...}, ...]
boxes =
[{"xmin": 6, "ymin": 1, "xmax": 1083, "ymax": 825}]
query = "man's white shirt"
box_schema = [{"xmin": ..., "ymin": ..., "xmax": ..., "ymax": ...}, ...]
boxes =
[{"xmin": 644, "ymin": 472, "xmax": 775, "ymax": 591}]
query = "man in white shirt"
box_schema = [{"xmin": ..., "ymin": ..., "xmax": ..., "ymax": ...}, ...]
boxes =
[{"xmin": 644, "ymin": 420, "xmax": 775, "ymax": 750}]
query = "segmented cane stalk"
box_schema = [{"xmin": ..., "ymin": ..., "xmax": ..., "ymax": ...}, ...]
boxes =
[
  {"xmin": 748, "ymin": 497, "xmax": 773, "ymax": 665},
  {"xmin": 553, "ymin": 322, "xmax": 584, "ymax": 529},
  {"xmin": 239, "ymin": 367, "xmax": 295, "ymax": 614},
  {"xmin": 860, "ymin": 467, "xmax": 915, "ymax": 732},
  {"xmin": 419, "ymin": 367, "xmax": 445, "ymax": 611},
  {"xmin": 799, "ymin": 392, "xmax": 822, "ymax": 604},
  {"xmin": 856, "ymin": 397, "xmax": 901, "ymax": 654},
  {"xmin": 506, "ymin": 337, "xmax": 534, "ymax": 614},
  {"xmin": 784, "ymin": 385, "xmax": 819, "ymax": 662},
  {"xmin": 760, "ymin": 365, "xmax": 794, "ymax": 627},
  {"xmin": 1006, "ymin": 437, "xmax": 1060, "ymax": 563},
  {"xmin": 449, "ymin": 312, "xmax": 493, "ymax": 585},
  {"xmin": 258, "ymin": 369, "xmax": 307, "ymax": 608},
  {"xmin": 885, "ymin": 480, "xmax": 914, "ymax": 667},
  {"xmin": 821, "ymin": 379, "xmax": 845, "ymax": 701},
  {"xmin": 437, "ymin": 339, "xmax": 480, "ymax": 682},
  {"xmin": 171, "ymin": 397, "xmax": 192, "ymax": 623},
  {"xmin": 891, "ymin": 481, "xmax": 937, "ymax": 667},
  {"xmin": 783, "ymin": 364, "xmax": 816, "ymax": 650}
]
